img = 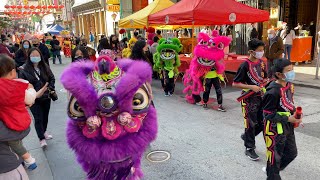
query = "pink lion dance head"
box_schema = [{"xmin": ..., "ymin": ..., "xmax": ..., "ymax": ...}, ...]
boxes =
[
  {"xmin": 183, "ymin": 31, "xmax": 231, "ymax": 103},
  {"xmin": 193, "ymin": 31, "xmax": 231, "ymax": 75}
]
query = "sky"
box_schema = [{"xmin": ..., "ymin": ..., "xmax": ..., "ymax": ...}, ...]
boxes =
[{"xmin": 0, "ymin": 0, "xmax": 8, "ymax": 11}]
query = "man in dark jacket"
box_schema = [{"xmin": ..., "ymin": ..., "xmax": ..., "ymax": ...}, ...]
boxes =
[
  {"xmin": 50, "ymin": 36, "xmax": 62, "ymax": 64},
  {"xmin": 0, "ymin": 121, "xmax": 30, "ymax": 179},
  {"xmin": 32, "ymin": 37, "xmax": 50, "ymax": 66},
  {"xmin": 265, "ymin": 29, "xmax": 284, "ymax": 78},
  {"xmin": 0, "ymin": 37, "xmax": 13, "ymax": 58}
]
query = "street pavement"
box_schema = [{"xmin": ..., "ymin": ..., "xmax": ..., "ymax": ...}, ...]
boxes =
[{"xmin": 25, "ymin": 58, "xmax": 320, "ymax": 180}]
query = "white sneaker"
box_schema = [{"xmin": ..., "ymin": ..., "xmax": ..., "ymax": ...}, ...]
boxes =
[
  {"xmin": 24, "ymin": 157, "xmax": 37, "ymax": 170},
  {"xmin": 195, "ymin": 102, "xmax": 202, "ymax": 106},
  {"xmin": 40, "ymin": 140, "xmax": 47, "ymax": 149},
  {"xmin": 262, "ymin": 167, "xmax": 267, "ymax": 173},
  {"xmin": 44, "ymin": 132, "xmax": 53, "ymax": 140}
]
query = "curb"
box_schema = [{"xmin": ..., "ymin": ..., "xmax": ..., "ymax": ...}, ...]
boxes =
[{"xmin": 294, "ymin": 81, "xmax": 320, "ymax": 90}]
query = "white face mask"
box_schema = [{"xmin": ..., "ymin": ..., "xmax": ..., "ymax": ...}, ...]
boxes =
[
  {"xmin": 5, "ymin": 42, "xmax": 9, "ymax": 46},
  {"xmin": 254, "ymin": 51, "xmax": 264, "ymax": 59},
  {"xmin": 268, "ymin": 34, "xmax": 274, "ymax": 39}
]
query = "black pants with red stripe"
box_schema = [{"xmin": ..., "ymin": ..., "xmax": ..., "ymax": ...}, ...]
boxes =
[
  {"xmin": 192, "ymin": 77, "xmax": 223, "ymax": 104},
  {"xmin": 162, "ymin": 70, "xmax": 175, "ymax": 94},
  {"xmin": 203, "ymin": 77, "xmax": 222, "ymax": 104},
  {"xmin": 241, "ymin": 95, "xmax": 264, "ymax": 149},
  {"xmin": 264, "ymin": 121, "xmax": 297, "ymax": 180}
]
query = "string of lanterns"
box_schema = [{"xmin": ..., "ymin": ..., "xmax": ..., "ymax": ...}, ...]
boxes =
[{"xmin": 3, "ymin": 4, "xmax": 65, "ymax": 18}]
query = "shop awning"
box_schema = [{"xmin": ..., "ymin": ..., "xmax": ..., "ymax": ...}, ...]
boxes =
[
  {"xmin": 148, "ymin": 0, "xmax": 270, "ymax": 26},
  {"xmin": 72, "ymin": 0, "xmax": 102, "ymax": 13},
  {"xmin": 119, "ymin": 0, "xmax": 174, "ymax": 28}
]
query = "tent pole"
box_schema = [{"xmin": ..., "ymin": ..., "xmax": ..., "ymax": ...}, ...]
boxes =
[{"xmin": 192, "ymin": 21, "xmax": 195, "ymax": 56}]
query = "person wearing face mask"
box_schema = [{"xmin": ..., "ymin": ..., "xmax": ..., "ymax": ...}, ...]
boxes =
[
  {"xmin": 15, "ymin": 40, "xmax": 32, "ymax": 68},
  {"xmin": 0, "ymin": 37, "xmax": 14, "ymax": 58},
  {"xmin": 71, "ymin": 46, "xmax": 90, "ymax": 62},
  {"xmin": 265, "ymin": 29, "xmax": 284, "ymax": 78},
  {"xmin": 109, "ymin": 35, "xmax": 121, "ymax": 60},
  {"xmin": 262, "ymin": 58, "xmax": 301, "ymax": 180},
  {"xmin": 233, "ymin": 39, "xmax": 268, "ymax": 161},
  {"xmin": 81, "ymin": 38, "xmax": 96, "ymax": 61},
  {"xmin": 19, "ymin": 48, "xmax": 55, "ymax": 148},
  {"xmin": 32, "ymin": 37, "xmax": 50, "ymax": 66}
]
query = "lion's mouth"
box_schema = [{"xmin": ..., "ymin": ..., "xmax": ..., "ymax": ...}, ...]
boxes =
[
  {"xmin": 160, "ymin": 49, "xmax": 175, "ymax": 60},
  {"xmin": 197, "ymin": 57, "xmax": 215, "ymax": 67}
]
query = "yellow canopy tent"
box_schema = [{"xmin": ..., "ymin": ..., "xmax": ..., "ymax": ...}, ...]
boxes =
[{"xmin": 119, "ymin": 0, "xmax": 174, "ymax": 29}]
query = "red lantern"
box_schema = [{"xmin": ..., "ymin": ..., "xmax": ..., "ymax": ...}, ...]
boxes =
[
  {"xmin": 42, "ymin": 5, "xmax": 47, "ymax": 9},
  {"xmin": 17, "ymin": 11, "xmax": 22, "ymax": 15},
  {"xmin": 24, "ymin": 5, "xmax": 29, "ymax": 9},
  {"xmin": 27, "ymin": 11, "xmax": 32, "ymax": 15},
  {"xmin": 54, "ymin": 5, "xmax": 59, "ymax": 9},
  {"xmin": 17, "ymin": 5, "xmax": 22, "ymax": 9},
  {"xmin": 23, "ymin": 11, "xmax": 28, "ymax": 15},
  {"xmin": 4, "ymin": 4, "xmax": 10, "ymax": 9},
  {"xmin": 119, "ymin": 29, "xmax": 126, "ymax": 34},
  {"xmin": 36, "ymin": 5, "xmax": 41, "ymax": 9},
  {"xmin": 11, "ymin": 5, "xmax": 16, "ymax": 9},
  {"xmin": 32, "ymin": 11, "xmax": 37, "ymax": 15},
  {"xmin": 48, "ymin": 5, "xmax": 53, "ymax": 8},
  {"xmin": 30, "ymin": 5, "xmax": 35, "ymax": 9},
  {"xmin": 59, "ymin": 5, "xmax": 64, "ymax": 9}
]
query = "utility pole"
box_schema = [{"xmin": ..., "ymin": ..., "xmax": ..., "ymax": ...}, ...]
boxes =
[{"xmin": 315, "ymin": 0, "xmax": 320, "ymax": 79}]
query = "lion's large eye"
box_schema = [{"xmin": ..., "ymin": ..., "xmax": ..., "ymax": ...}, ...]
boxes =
[
  {"xmin": 68, "ymin": 96, "xmax": 86, "ymax": 121},
  {"xmin": 217, "ymin": 42, "xmax": 224, "ymax": 50},
  {"xmin": 209, "ymin": 39, "xmax": 216, "ymax": 47},
  {"xmin": 199, "ymin": 40, "xmax": 208, "ymax": 45},
  {"xmin": 132, "ymin": 88, "xmax": 149, "ymax": 111}
]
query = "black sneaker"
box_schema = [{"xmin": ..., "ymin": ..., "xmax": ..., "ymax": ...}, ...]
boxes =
[
  {"xmin": 245, "ymin": 148, "xmax": 259, "ymax": 161},
  {"xmin": 217, "ymin": 105, "xmax": 226, "ymax": 112},
  {"xmin": 203, "ymin": 103, "xmax": 208, "ymax": 109},
  {"xmin": 241, "ymin": 133, "xmax": 245, "ymax": 141},
  {"xmin": 164, "ymin": 92, "xmax": 169, "ymax": 97}
]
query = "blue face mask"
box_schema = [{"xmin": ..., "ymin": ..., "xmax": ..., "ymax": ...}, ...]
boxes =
[
  {"xmin": 30, "ymin": 57, "xmax": 41, "ymax": 63},
  {"xmin": 23, "ymin": 44, "xmax": 29, "ymax": 49},
  {"xmin": 284, "ymin": 70, "xmax": 295, "ymax": 82}
]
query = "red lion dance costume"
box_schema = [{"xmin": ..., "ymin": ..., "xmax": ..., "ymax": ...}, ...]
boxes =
[{"xmin": 183, "ymin": 31, "xmax": 231, "ymax": 104}]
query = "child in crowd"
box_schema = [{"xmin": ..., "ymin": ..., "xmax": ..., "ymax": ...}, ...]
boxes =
[
  {"xmin": 0, "ymin": 54, "xmax": 41, "ymax": 170},
  {"xmin": 232, "ymin": 39, "xmax": 267, "ymax": 161},
  {"xmin": 262, "ymin": 58, "xmax": 301, "ymax": 179}
]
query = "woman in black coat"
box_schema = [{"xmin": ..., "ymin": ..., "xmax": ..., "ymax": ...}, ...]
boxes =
[
  {"xmin": 19, "ymin": 48, "xmax": 55, "ymax": 148},
  {"xmin": 15, "ymin": 40, "xmax": 31, "ymax": 68}
]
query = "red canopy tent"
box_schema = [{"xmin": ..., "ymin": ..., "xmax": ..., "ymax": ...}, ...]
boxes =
[{"xmin": 148, "ymin": 0, "xmax": 269, "ymax": 25}]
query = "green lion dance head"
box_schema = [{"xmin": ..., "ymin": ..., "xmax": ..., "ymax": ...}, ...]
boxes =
[{"xmin": 157, "ymin": 38, "xmax": 183, "ymax": 60}]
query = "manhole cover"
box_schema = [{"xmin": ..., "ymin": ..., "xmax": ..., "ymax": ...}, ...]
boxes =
[{"xmin": 146, "ymin": 150, "xmax": 170, "ymax": 163}]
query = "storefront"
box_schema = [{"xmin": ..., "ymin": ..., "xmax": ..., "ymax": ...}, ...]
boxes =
[
  {"xmin": 267, "ymin": 0, "xmax": 319, "ymax": 62},
  {"xmin": 72, "ymin": 0, "xmax": 106, "ymax": 39}
]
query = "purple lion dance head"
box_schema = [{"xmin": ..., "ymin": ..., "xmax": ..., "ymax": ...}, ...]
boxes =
[{"xmin": 60, "ymin": 55, "xmax": 158, "ymax": 180}]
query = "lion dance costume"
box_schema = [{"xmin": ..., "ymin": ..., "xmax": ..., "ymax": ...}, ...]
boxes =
[
  {"xmin": 153, "ymin": 38, "xmax": 182, "ymax": 96},
  {"xmin": 183, "ymin": 31, "xmax": 231, "ymax": 105},
  {"xmin": 122, "ymin": 38, "xmax": 137, "ymax": 58},
  {"xmin": 60, "ymin": 55, "xmax": 158, "ymax": 180}
]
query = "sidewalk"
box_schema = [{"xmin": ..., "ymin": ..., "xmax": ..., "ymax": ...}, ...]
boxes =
[
  {"xmin": 23, "ymin": 121, "xmax": 53, "ymax": 180},
  {"xmin": 294, "ymin": 63, "xmax": 320, "ymax": 89}
]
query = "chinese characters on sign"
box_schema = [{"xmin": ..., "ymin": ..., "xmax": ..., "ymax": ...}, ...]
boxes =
[{"xmin": 106, "ymin": 0, "xmax": 120, "ymax": 12}]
